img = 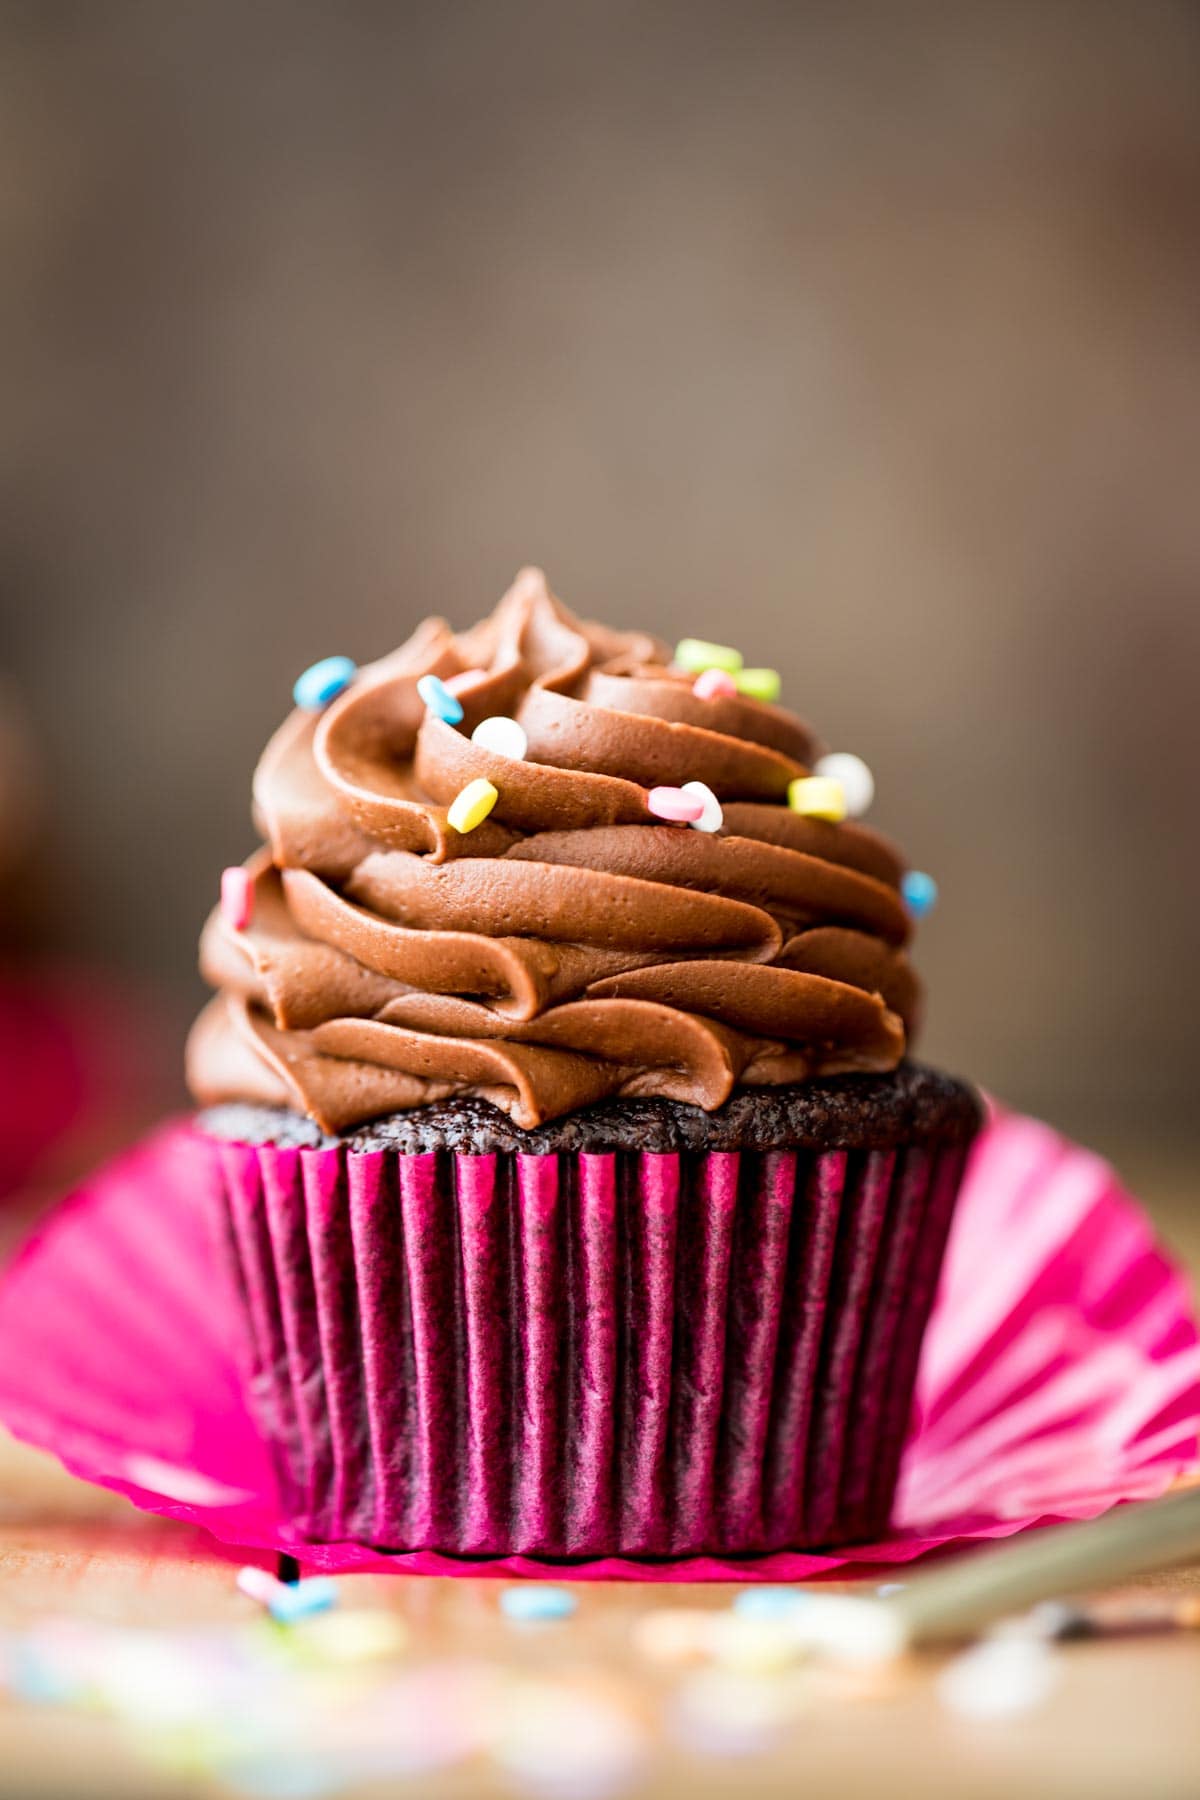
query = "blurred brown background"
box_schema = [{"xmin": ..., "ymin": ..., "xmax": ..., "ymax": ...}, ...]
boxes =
[{"xmin": 1, "ymin": 1, "xmax": 1198, "ymax": 1152}]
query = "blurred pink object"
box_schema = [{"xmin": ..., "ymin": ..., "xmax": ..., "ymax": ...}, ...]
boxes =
[
  {"xmin": 0, "ymin": 968, "xmax": 163, "ymax": 1200},
  {"xmin": 0, "ymin": 974, "xmax": 89, "ymax": 1197},
  {"xmin": 0, "ymin": 1108, "xmax": 1194, "ymax": 1580}
]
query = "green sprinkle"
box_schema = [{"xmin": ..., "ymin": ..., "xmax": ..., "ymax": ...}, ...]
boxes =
[
  {"xmin": 734, "ymin": 667, "xmax": 781, "ymax": 703},
  {"xmin": 674, "ymin": 638, "xmax": 744, "ymax": 675}
]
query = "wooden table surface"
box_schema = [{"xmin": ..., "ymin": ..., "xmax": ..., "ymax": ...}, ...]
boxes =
[{"xmin": 2, "ymin": 1146, "xmax": 1198, "ymax": 1800}]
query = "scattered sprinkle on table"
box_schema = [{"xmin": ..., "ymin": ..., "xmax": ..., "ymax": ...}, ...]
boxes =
[
  {"xmin": 289, "ymin": 1609, "xmax": 410, "ymax": 1662},
  {"xmin": 416, "ymin": 672, "xmax": 465, "ymax": 726},
  {"xmin": 631, "ymin": 1608, "xmax": 718, "ymax": 1665},
  {"xmin": 709, "ymin": 1615, "xmax": 801, "ymax": 1674},
  {"xmin": 674, "ymin": 638, "xmax": 744, "ymax": 675},
  {"xmin": 499, "ymin": 1585, "xmax": 578, "ymax": 1623},
  {"xmin": 220, "ymin": 866, "xmax": 254, "ymax": 932},
  {"xmin": 936, "ymin": 1637, "xmax": 1059, "ymax": 1721},
  {"xmin": 236, "ymin": 1566, "xmax": 339, "ymax": 1624},
  {"xmin": 787, "ymin": 775, "xmax": 847, "ymax": 822},
  {"xmin": 647, "ymin": 785, "xmax": 707, "ymax": 824},
  {"xmin": 471, "ymin": 715, "xmax": 528, "ymax": 760},
  {"xmin": 447, "ymin": 777, "xmax": 499, "ymax": 833},
  {"xmin": 901, "ymin": 869, "xmax": 938, "ymax": 917},
  {"xmin": 681, "ymin": 779, "xmax": 723, "ymax": 833},
  {"xmin": 733, "ymin": 667, "xmax": 782, "ymax": 703},
  {"xmin": 292, "ymin": 655, "xmax": 357, "ymax": 710},
  {"xmin": 692, "ymin": 667, "xmax": 738, "ymax": 700},
  {"xmin": 732, "ymin": 1588, "xmax": 813, "ymax": 1622},
  {"xmin": 814, "ymin": 752, "xmax": 875, "ymax": 818}
]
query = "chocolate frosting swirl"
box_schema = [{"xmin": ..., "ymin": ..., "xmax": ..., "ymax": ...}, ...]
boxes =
[{"xmin": 188, "ymin": 568, "xmax": 922, "ymax": 1131}]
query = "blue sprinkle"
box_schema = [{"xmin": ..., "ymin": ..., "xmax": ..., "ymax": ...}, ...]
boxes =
[
  {"xmin": 293, "ymin": 656, "xmax": 357, "ymax": 710},
  {"xmin": 876, "ymin": 1582, "xmax": 906, "ymax": 1597},
  {"xmin": 499, "ymin": 1585, "xmax": 577, "ymax": 1623},
  {"xmin": 7, "ymin": 1650, "xmax": 81, "ymax": 1705},
  {"xmin": 416, "ymin": 673, "xmax": 465, "ymax": 726},
  {"xmin": 266, "ymin": 1576, "xmax": 339, "ymax": 1623},
  {"xmin": 731, "ymin": 1587, "xmax": 813, "ymax": 1621},
  {"xmin": 901, "ymin": 869, "xmax": 938, "ymax": 918}
]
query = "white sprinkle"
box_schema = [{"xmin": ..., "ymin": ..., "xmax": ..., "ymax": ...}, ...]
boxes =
[
  {"xmin": 681, "ymin": 780, "xmax": 723, "ymax": 833},
  {"xmin": 471, "ymin": 716, "xmax": 528, "ymax": 761},
  {"xmin": 709, "ymin": 1614, "xmax": 799, "ymax": 1673},
  {"xmin": 814, "ymin": 752, "xmax": 874, "ymax": 818},
  {"xmin": 936, "ymin": 1637, "xmax": 1059, "ymax": 1721},
  {"xmin": 785, "ymin": 1595, "xmax": 907, "ymax": 1665},
  {"xmin": 672, "ymin": 1668, "xmax": 800, "ymax": 1756}
]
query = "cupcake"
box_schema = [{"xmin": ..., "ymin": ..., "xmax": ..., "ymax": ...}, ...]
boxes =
[{"xmin": 190, "ymin": 567, "xmax": 979, "ymax": 1557}]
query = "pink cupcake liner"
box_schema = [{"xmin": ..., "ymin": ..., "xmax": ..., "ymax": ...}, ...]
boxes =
[
  {"xmin": 0, "ymin": 1111, "xmax": 1196, "ymax": 1579},
  {"xmin": 209, "ymin": 1136, "xmax": 971, "ymax": 1558}
]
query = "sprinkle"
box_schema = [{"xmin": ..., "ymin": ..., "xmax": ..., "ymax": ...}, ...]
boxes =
[
  {"xmin": 674, "ymin": 638, "xmax": 743, "ymax": 675},
  {"xmin": 292, "ymin": 655, "xmax": 357, "ymax": 710},
  {"xmin": 647, "ymin": 786, "xmax": 706, "ymax": 824},
  {"xmin": 288, "ymin": 1609, "xmax": 409, "ymax": 1662},
  {"xmin": 785, "ymin": 1594, "xmax": 907, "ymax": 1664},
  {"xmin": 681, "ymin": 780, "xmax": 723, "ymax": 833},
  {"xmin": 470, "ymin": 716, "xmax": 528, "ymax": 761},
  {"xmin": 814, "ymin": 752, "xmax": 875, "ymax": 818},
  {"xmin": 499, "ymin": 1585, "xmax": 577, "ymax": 1623},
  {"xmin": 709, "ymin": 1615, "xmax": 799, "ymax": 1674},
  {"xmin": 787, "ymin": 776, "xmax": 847, "ymax": 822},
  {"xmin": 266, "ymin": 1577, "xmax": 339, "ymax": 1625},
  {"xmin": 692, "ymin": 668, "xmax": 738, "ymax": 701},
  {"xmin": 447, "ymin": 778, "xmax": 499, "ymax": 833},
  {"xmin": 220, "ymin": 867, "xmax": 254, "ymax": 932},
  {"xmin": 236, "ymin": 1566, "xmax": 286, "ymax": 1606},
  {"xmin": 672, "ymin": 1668, "xmax": 798, "ymax": 1755},
  {"xmin": 901, "ymin": 870, "xmax": 938, "ymax": 917},
  {"xmin": 631, "ymin": 1609, "xmax": 717, "ymax": 1665},
  {"xmin": 416, "ymin": 673, "xmax": 465, "ymax": 726},
  {"xmin": 732, "ymin": 1588, "xmax": 813, "ymax": 1622},
  {"xmin": 236, "ymin": 1567, "xmax": 339, "ymax": 1623},
  {"xmin": 445, "ymin": 666, "xmax": 487, "ymax": 694},
  {"xmin": 733, "ymin": 667, "xmax": 782, "ymax": 703},
  {"xmin": 936, "ymin": 1637, "xmax": 1059, "ymax": 1721}
]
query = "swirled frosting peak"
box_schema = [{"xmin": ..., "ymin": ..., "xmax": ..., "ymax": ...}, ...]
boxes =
[{"xmin": 188, "ymin": 569, "xmax": 922, "ymax": 1131}]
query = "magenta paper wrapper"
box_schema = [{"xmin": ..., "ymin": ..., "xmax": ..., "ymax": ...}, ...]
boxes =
[
  {"xmin": 0, "ymin": 1110, "xmax": 1195, "ymax": 1580},
  {"xmin": 211, "ymin": 1138, "xmax": 968, "ymax": 1557}
]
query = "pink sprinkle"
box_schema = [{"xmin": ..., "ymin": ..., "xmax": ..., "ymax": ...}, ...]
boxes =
[
  {"xmin": 221, "ymin": 866, "xmax": 254, "ymax": 932},
  {"xmin": 693, "ymin": 668, "xmax": 738, "ymax": 701},
  {"xmin": 445, "ymin": 667, "xmax": 487, "ymax": 695},
  {"xmin": 647, "ymin": 786, "xmax": 706, "ymax": 824},
  {"xmin": 236, "ymin": 1565, "xmax": 284, "ymax": 1606}
]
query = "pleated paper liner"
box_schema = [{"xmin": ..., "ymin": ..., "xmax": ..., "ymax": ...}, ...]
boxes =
[
  {"xmin": 0, "ymin": 1110, "xmax": 1195, "ymax": 1580},
  {"xmin": 212, "ymin": 1135, "xmax": 968, "ymax": 1557}
]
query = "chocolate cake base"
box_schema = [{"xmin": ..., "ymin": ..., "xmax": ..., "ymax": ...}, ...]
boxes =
[{"xmin": 200, "ymin": 1061, "xmax": 980, "ymax": 1156}]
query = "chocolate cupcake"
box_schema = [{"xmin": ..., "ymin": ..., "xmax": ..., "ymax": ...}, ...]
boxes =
[{"xmin": 189, "ymin": 568, "xmax": 979, "ymax": 1557}]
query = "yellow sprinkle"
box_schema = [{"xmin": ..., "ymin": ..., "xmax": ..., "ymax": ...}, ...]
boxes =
[
  {"xmin": 734, "ymin": 667, "xmax": 781, "ymax": 703},
  {"xmin": 788, "ymin": 776, "xmax": 846, "ymax": 822},
  {"xmin": 447, "ymin": 777, "xmax": 499, "ymax": 833},
  {"xmin": 674, "ymin": 638, "xmax": 744, "ymax": 675}
]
